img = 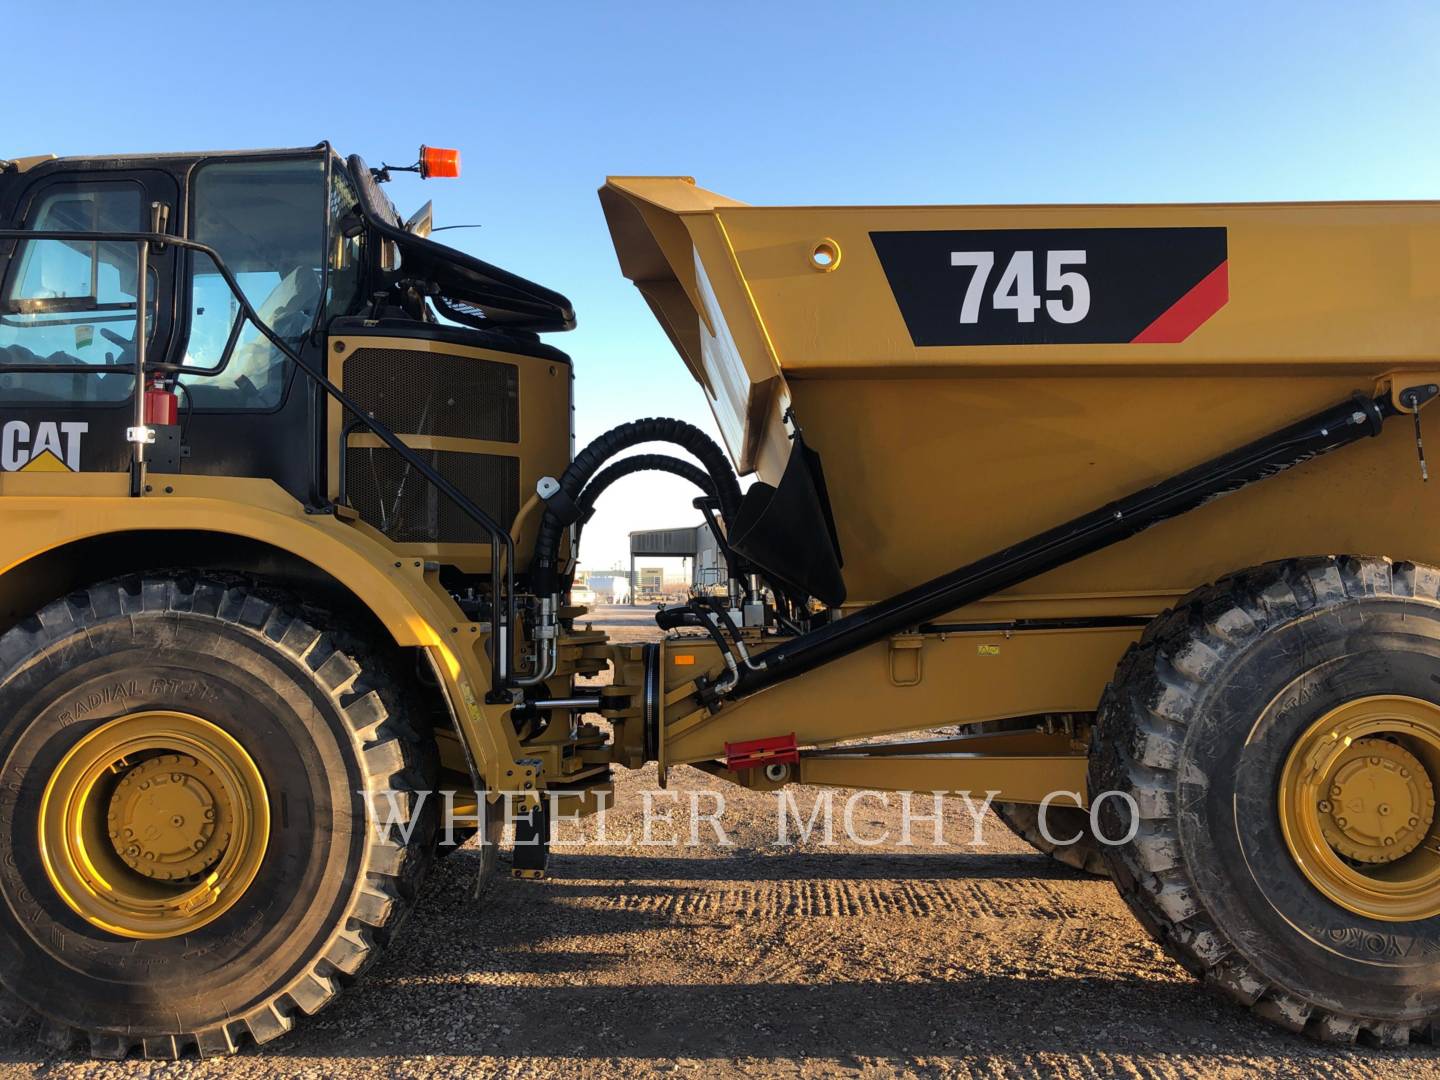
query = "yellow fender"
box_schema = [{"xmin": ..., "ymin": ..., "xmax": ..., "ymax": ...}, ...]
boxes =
[{"xmin": 0, "ymin": 471, "xmax": 529, "ymax": 793}]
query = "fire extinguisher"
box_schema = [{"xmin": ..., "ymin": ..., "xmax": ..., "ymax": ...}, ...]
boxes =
[{"xmin": 144, "ymin": 374, "xmax": 178, "ymax": 426}]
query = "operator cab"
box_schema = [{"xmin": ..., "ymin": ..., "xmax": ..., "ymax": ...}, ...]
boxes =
[{"xmin": 0, "ymin": 143, "xmax": 574, "ymax": 574}]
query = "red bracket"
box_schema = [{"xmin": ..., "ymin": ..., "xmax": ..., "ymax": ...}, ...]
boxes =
[{"xmin": 724, "ymin": 734, "xmax": 799, "ymax": 772}]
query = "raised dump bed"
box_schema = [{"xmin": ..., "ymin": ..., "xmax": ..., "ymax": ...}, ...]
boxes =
[{"xmin": 601, "ymin": 178, "xmax": 1440, "ymax": 616}]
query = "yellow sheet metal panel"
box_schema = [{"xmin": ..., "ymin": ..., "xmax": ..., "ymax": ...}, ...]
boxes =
[
  {"xmin": 0, "ymin": 472, "xmax": 526, "ymax": 790},
  {"xmin": 797, "ymin": 753, "xmax": 1090, "ymax": 806},
  {"xmin": 603, "ymin": 178, "xmax": 1440, "ymax": 607},
  {"xmin": 664, "ymin": 625, "xmax": 1137, "ymax": 765},
  {"xmin": 605, "ymin": 177, "xmax": 1440, "ymax": 374},
  {"xmin": 792, "ymin": 372, "xmax": 1433, "ymax": 604},
  {"xmin": 725, "ymin": 201, "xmax": 1440, "ymax": 370},
  {"xmin": 602, "ymin": 179, "xmax": 1440, "ymax": 450}
]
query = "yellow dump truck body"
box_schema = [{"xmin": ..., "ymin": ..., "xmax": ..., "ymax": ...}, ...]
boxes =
[{"xmin": 601, "ymin": 179, "xmax": 1440, "ymax": 612}]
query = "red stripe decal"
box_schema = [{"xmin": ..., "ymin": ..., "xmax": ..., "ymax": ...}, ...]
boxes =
[{"xmin": 1131, "ymin": 260, "xmax": 1229, "ymax": 343}]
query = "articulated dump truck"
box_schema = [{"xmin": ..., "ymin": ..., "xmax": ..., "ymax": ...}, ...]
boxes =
[{"xmin": 0, "ymin": 143, "xmax": 1438, "ymax": 1058}]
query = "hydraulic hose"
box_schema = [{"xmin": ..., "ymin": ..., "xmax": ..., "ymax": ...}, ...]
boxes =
[
  {"xmin": 565, "ymin": 452, "xmax": 720, "ymax": 589},
  {"xmin": 576, "ymin": 454, "xmax": 716, "ymax": 526},
  {"xmin": 532, "ymin": 419, "xmax": 743, "ymax": 595}
]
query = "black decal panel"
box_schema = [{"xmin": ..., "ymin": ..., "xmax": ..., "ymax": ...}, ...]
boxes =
[{"xmin": 870, "ymin": 227, "xmax": 1228, "ymax": 346}]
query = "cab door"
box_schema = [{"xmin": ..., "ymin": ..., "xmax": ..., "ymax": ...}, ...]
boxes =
[{"xmin": 0, "ymin": 168, "xmax": 179, "ymax": 473}]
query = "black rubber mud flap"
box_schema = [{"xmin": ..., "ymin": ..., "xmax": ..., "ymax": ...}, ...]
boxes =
[{"xmin": 728, "ymin": 434, "xmax": 846, "ymax": 606}]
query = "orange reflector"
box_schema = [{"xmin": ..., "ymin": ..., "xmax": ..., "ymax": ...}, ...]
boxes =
[
  {"xmin": 419, "ymin": 145, "xmax": 461, "ymax": 179},
  {"xmin": 673, "ymin": 654, "xmax": 696, "ymax": 666}
]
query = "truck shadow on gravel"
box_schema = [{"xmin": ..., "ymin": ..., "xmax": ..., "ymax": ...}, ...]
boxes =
[
  {"xmin": 2, "ymin": 847, "xmax": 1437, "ymax": 1070},
  {"xmin": 265, "ymin": 849, "xmax": 1440, "ymax": 1068}
]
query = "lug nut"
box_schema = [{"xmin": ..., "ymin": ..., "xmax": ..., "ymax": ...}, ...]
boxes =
[{"xmin": 1318, "ymin": 800, "xmax": 1332, "ymax": 813}]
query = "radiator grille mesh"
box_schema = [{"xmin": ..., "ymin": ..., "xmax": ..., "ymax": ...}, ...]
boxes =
[
  {"xmin": 343, "ymin": 347, "xmax": 519, "ymax": 441},
  {"xmin": 345, "ymin": 447, "xmax": 519, "ymax": 544}
]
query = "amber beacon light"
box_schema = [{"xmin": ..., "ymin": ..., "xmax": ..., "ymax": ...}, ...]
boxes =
[{"xmin": 419, "ymin": 145, "xmax": 461, "ymax": 179}]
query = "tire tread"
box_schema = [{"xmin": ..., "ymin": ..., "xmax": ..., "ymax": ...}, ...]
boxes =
[
  {"xmin": 0, "ymin": 573, "xmax": 436, "ymax": 1060},
  {"xmin": 1091, "ymin": 554, "xmax": 1440, "ymax": 1046}
]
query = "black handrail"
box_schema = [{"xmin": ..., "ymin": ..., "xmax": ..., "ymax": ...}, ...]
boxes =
[{"xmin": 0, "ymin": 227, "xmax": 516, "ymax": 692}]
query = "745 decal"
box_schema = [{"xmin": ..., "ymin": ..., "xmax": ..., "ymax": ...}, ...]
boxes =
[
  {"xmin": 871, "ymin": 226, "xmax": 1228, "ymax": 346},
  {"xmin": 952, "ymin": 249, "xmax": 1090, "ymax": 325}
]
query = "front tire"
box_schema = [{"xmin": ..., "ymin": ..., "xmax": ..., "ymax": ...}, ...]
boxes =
[
  {"xmin": 0, "ymin": 575, "xmax": 437, "ymax": 1058},
  {"xmin": 1091, "ymin": 556, "xmax": 1440, "ymax": 1045}
]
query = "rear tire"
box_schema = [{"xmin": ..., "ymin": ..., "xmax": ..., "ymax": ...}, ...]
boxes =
[
  {"xmin": 991, "ymin": 801, "xmax": 1110, "ymax": 877},
  {"xmin": 0, "ymin": 574, "xmax": 437, "ymax": 1059},
  {"xmin": 957, "ymin": 718, "xmax": 1110, "ymax": 876},
  {"xmin": 1091, "ymin": 555, "xmax": 1440, "ymax": 1045}
]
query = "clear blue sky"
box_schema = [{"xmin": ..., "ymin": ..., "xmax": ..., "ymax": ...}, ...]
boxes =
[{"xmin": 9, "ymin": 2, "xmax": 1439, "ymax": 567}]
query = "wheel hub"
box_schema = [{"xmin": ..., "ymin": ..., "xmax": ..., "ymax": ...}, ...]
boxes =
[
  {"xmin": 38, "ymin": 711, "xmax": 269, "ymax": 940},
  {"xmin": 1279, "ymin": 695, "xmax": 1440, "ymax": 922},
  {"xmin": 106, "ymin": 754, "xmax": 230, "ymax": 881},
  {"xmin": 1317, "ymin": 737, "xmax": 1434, "ymax": 864}
]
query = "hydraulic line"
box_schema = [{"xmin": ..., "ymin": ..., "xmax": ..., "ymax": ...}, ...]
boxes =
[
  {"xmin": 656, "ymin": 603, "xmax": 741, "ymax": 693},
  {"xmin": 532, "ymin": 418, "xmax": 742, "ymax": 595},
  {"xmin": 516, "ymin": 454, "xmax": 725, "ymax": 687},
  {"xmin": 574, "ymin": 454, "xmax": 716, "ymax": 544}
]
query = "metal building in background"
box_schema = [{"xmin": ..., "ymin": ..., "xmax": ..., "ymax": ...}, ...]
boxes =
[{"xmin": 627, "ymin": 524, "xmax": 723, "ymax": 601}]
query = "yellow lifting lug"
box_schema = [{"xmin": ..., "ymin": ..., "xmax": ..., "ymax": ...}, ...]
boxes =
[
  {"xmin": 1387, "ymin": 376, "xmax": 1440, "ymax": 414},
  {"xmin": 888, "ymin": 633, "xmax": 925, "ymax": 687}
]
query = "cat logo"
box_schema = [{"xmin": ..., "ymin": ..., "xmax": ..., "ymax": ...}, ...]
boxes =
[{"xmin": 1, "ymin": 420, "xmax": 88, "ymax": 472}]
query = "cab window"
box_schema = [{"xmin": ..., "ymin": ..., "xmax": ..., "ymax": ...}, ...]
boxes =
[
  {"xmin": 181, "ymin": 159, "xmax": 325, "ymax": 409},
  {"xmin": 0, "ymin": 182, "xmax": 148, "ymax": 403}
]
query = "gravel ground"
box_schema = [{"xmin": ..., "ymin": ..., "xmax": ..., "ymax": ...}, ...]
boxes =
[{"xmin": 3, "ymin": 607, "xmax": 1439, "ymax": 1078}]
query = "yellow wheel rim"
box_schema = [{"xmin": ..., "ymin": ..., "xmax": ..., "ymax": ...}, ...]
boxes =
[
  {"xmin": 38, "ymin": 712, "xmax": 269, "ymax": 940},
  {"xmin": 1279, "ymin": 695, "xmax": 1440, "ymax": 922}
]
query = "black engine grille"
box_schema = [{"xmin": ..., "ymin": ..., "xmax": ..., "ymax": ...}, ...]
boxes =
[
  {"xmin": 343, "ymin": 347, "xmax": 519, "ymax": 441},
  {"xmin": 345, "ymin": 447, "xmax": 519, "ymax": 544}
]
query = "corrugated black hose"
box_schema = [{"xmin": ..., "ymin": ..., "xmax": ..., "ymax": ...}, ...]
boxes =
[
  {"xmin": 576, "ymin": 454, "xmax": 716, "ymax": 529},
  {"xmin": 566, "ymin": 454, "xmax": 719, "ymax": 589},
  {"xmin": 532, "ymin": 419, "xmax": 743, "ymax": 595}
]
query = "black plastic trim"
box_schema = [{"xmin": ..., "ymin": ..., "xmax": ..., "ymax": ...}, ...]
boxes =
[{"xmin": 328, "ymin": 316, "xmax": 572, "ymax": 364}]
